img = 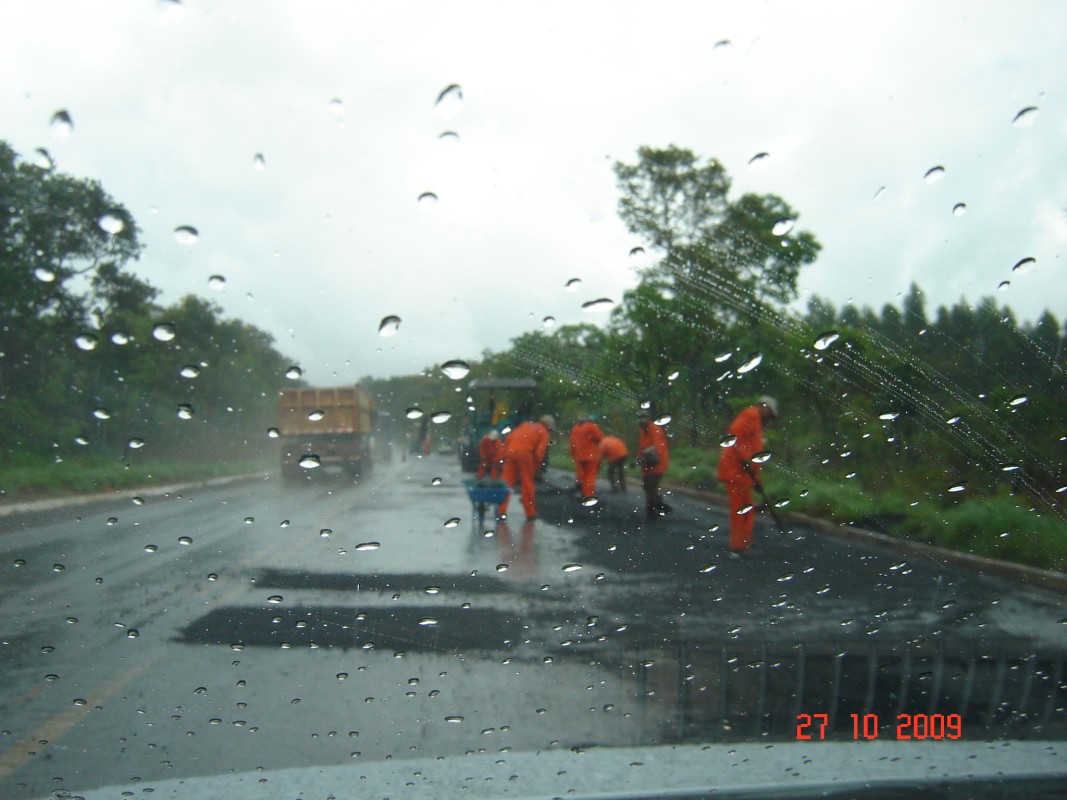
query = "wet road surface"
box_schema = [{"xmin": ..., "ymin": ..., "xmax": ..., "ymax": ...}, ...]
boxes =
[{"xmin": 1, "ymin": 454, "xmax": 1064, "ymax": 798}]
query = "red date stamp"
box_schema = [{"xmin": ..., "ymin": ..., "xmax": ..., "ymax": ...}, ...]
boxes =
[{"xmin": 796, "ymin": 712, "xmax": 962, "ymax": 740}]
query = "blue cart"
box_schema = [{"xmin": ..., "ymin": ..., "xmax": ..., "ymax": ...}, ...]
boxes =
[{"xmin": 462, "ymin": 478, "xmax": 510, "ymax": 526}]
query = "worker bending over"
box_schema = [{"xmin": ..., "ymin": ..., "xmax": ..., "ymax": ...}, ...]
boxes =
[
  {"xmin": 716, "ymin": 396, "xmax": 779, "ymax": 555},
  {"xmin": 476, "ymin": 429, "xmax": 504, "ymax": 480},
  {"xmin": 569, "ymin": 413, "xmax": 604, "ymax": 500},
  {"xmin": 498, "ymin": 415, "xmax": 555, "ymax": 520},
  {"xmin": 599, "ymin": 435, "xmax": 629, "ymax": 493}
]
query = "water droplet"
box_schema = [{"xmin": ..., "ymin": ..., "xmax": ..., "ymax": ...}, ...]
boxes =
[
  {"xmin": 1009, "ymin": 394, "xmax": 1029, "ymax": 406},
  {"xmin": 253, "ymin": 153, "xmax": 266, "ymax": 170},
  {"xmin": 152, "ymin": 323, "xmax": 176, "ymax": 342},
  {"xmin": 336, "ymin": 672, "xmax": 348, "ymax": 681},
  {"xmin": 771, "ymin": 218, "xmax": 795, "ymax": 236},
  {"xmin": 542, "ymin": 316, "xmax": 556, "ymax": 329},
  {"xmin": 813, "ymin": 331, "xmax": 839, "ymax": 351},
  {"xmin": 923, "ymin": 166, "xmax": 945, "ymax": 184},
  {"xmin": 748, "ymin": 152, "xmax": 770, "ymax": 167},
  {"xmin": 74, "ymin": 334, "xmax": 98, "ymax": 351},
  {"xmin": 33, "ymin": 147, "xmax": 55, "ymax": 169},
  {"xmin": 111, "ymin": 331, "xmax": 129, "ymax": 345},
  {"xmin": 378, "ymin": 315, "xmax": 401, "ymax": 337},
  {"xmin": 946, "ymin": 415, "xmax": 962, "ymax": 425},
  {"xmin": 439, "ymin": 130, "xmax": 459, "ymax": 142},
  {"xmin": 50, "ymin": 109, "xmax": 73, "ymax": 137},
  {"xmin": 562, "ymin": 564, "xmax": 583, "ymax": 573},
  {"xmin": 208, "ymin": 275, "xmax": 226, "ymax": 290},
  {"xmin": 714, "ymin": 351, "xmax": 733, "ymax": 363},
  {"xmin": 127, "ymin": 629, "xmax": 139, "ymax": 639},
  {"xmin": 751, "ymin": 451, "xmax": 772, "ymax": 464},
  {"xmin": 285, "ymin": 366, "xmax": 303, "ymax": 380},
  {"xmin": 417, "ymin": 191, "xmax": 438, "ymax": 205},
  {"xmin": 737, "ymin": 352, "xmax": 763, "ymax": 374},
  {"xmin": 179, "ymin": 364, "xmax": 201, "ymax": 379},
  {"xmin": 445, "ymin": 715, "xmax": 464, "ymax": 724},
  {"xmin": 307, "ymin": 410, "xmax": 325, "ymax": 421},
  {"xmin": 98, "ymin": 213, "xmax": 125, "ymax": 235},
  {"xmin": 952, "ymin": 203, "xmax": 967, "ymax": 217},
  {"xmin": 443, "ymin": 517, "xmax": 461, "ymax": 528},
  {"xmin": 654, "ymin": 414, "xmax": 672, "ymax": 426},
  {"xmin": 699, "ymin": 564, "xmax": 717, "ymax": 573},
  {"xmin": 879, "ymin": 411, "xmax": 900, "ymax": 421},
  {"xmin": 418, "ymin": 618, "xmax": 439, "ymax": 626},
  {"xmin": 328, "ymin": 98, "xmax": 344, "ymax": 116},
  {"xmin": 1012, "ymin": 106, "xmax": 1039, "ymax": 127},
  {"xmin": 173, "ymin": 225, "xmax": 199, "ymax": 245},
  {"xmin": 997, "ymin": 280, "xmax": 1011, "ymax": 291},
  {"xmin": 1011, "ymin": 257, "xmax": 1035, "ymax": 274},
  {"xmin": 34, "ymin": 266, "xmax": 56, "ymax": 282},
  {"xmin": 496, "ymin": 563, "xmax": 509, "ymax": 573},
  {"xmin": 405, "ymin": 407, "xmax": 424, "ymax": 420},
  {"xmin": 564, "ymin": 278, "xmax": 582, "ymax": 292},
  {"xmin": 434, "ymin": 84, "xmax": 463, "ymax": 118},
  {"xmin": 127, "ymin": 438, "xmax": 145, "ymax": 450},
  {"xmin": 777, "ymin": 573, "xmax": 795, "ymax": 582},
  {"xmin": 1000, "ymin": 464, "xmax": 1020, "ymax": 472},
  {"xmin": 354, "ymin": 542, "xmax": 381, "ymax": 552},
  {"xmin": 431, "ymin": 476, "xmax": 443, "ymax": 486},
  {"xmin": 106, "ymin": 517, "xmax": 118, "ymax": 526},
  {"xmin": 629, "ymin": 246, "xmax": 646, "ymax": 258},
  {"xmin": 319, "ymin": 528, "xmax": 331, "ymax": 538},
  {"xmin": 580, "ymin": 496, "xmax": 599, "ymax": 508},
  {"xmin": 176, "ymin": 404, "xmax": 194, "ymax": 420},
  {"xmin": 144, "ymin": 544, "xmax": 158, "ymax": 553},
  {"xmin": 719, "ymin": 435, "xmax": 737, "ymax": 448},
  {"xmin": 580, "ymin": 297, "xmax": 614, "ymax": 313},
  {"xmin": 440, "ymin": 360, "xmax": 470, "ymax": 380},
  {"xmin": 74, "ymin": 435, "xmax": 89, "ymax": 445},
  {"xmin": 431, "ymin": 411, "xmax": 452, "ymax": 423},
  {"xmin": 947, "ymin": 482, "xmax": 967, "ymax": 493},
  {"xmin": 714, "ymin": 39, "xmax": 732, "ymax": 50},
  {"xmin": 873, "ymin": 186, "xmax": 887, "ymax": 202},
  {"xmin": 667, "ymin": 370, "xmax": 681, "ymax": 381},
  {"xmin": 267, "ymin": 595, "xmax": 283, "ymax": 604},
  {"xmin": 267, "ymin": 427, "xmax": 280, "ymax": 439},
  {"xmin": 298, "ymin": 455, "xmax": 321, "ymax": 469},
  {"xmin": 92, "ymin": 408, "xmax": 112, "ymax": 420}
]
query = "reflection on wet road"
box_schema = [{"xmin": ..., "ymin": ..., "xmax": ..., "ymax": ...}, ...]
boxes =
[{"xmin": 0, "ymin": 454, "xmax": 1064, "ymax": 798}]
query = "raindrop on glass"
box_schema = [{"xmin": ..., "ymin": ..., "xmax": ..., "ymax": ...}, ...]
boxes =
[
  {"xmin": 580, "ymin": 496, "xmax": 599, "ymax": 507},
  {"xmin": 443, "ymin": 518, "xmax": 460, "ymax": 528},
  {"xmin": 1008, "ymin": 394, "xmax": 1028, "ymax": 406},
  {"xmin": 354, "ymin": 542, "xmax": 381, "ymax": 552},
  {"xmin": 542, "ymin": 316, "xmax": 556, "ymax": 329},
  {"xmin": 654, "ymin": 413, "xmax": 672, "ymax": 425},
  {"xmin": 439, "ymin": 130, "xmax": 459, "ymax": 142},
  {"xmin": 173, "ymin": 225, "xmax": 199, "ymax": 245},
  {"xmin": 34, "ymin": 266, "xmax": 56, "ymax": 282},
  {"xmin": 562, "ymin": 564, "xmax": 583, "ymax": 573},
  {"xmin": 434, "ymin": 84, "xmax": 463, "ymax": 118},
  {"xmin": 813, "ymin": 331, "xmax": 839, "ymax": 351},
  {"xmin": 33, "ymin": 147, "xmax": 55, "ymax": 169},
  {"xmin": 50, "ymin": 110, "xmax": 73, "ymax": 137},
  {"xmin": 299, "ymin": 454, "xmax": 321, "ymax": 469},
  {"xmin": 440, "ymin": 360, "xmax": 470, "ymax": 380},
  {"xmin": 947, "ymin": 481, "xmax": 967, "ymax": 493},
  {"xmin": 581, "ymin": 298, "xmax": 614, "ymax": 312},
  {"xmin": 737, "ymin": 352, "xmax": 763, "ymax": 374},
  {"xmin": 417, "ymin": 191, "xmax": 438, "ymax": 205},
  {"xmin": 111, "ymin": 331, "xmax": 129, "ymax": 345},
  {"xmin": 431, "ymin": 477, "xmax": 442, "ymax": 486},
  {"xmin": 152, "ymin": 323, "xmax": 177, "ymax": 342},
  {"xmin": 923, "ymin": 166, "xmax": 945, "ymax": 184},
  {"xmin": 719, "ymin": 435, "xmax": 737, "ymax": 448},
  {"xmin": 751, "ymin": 451, "xmax": 772, "ymax": 464},
  {"xmin": 629, "ymin": 246, "xmax": 645, "ymax": 257},
  {"xmin": 128, "ymin": 438, "xmax": 145, "ymax": 449},
  {"xmin": 1011, "ymin": 106, "xmax": 1039, "ymax": 127},
  {"xmin": 1011, "ymin": 257, "xmax": 1035, "ymax": 274},
  {"xmin": 997, "ymin": 280, "xmax": 1011, "ymax": 291},
  {"xmin": 952, "ymin": 203, "xmax": 967, "ymax": 217},
  {"xmin": 307, "ymin": 410, "xmax": 325, "ymax": 421},
  {"xmin": 418, "ymin": 618, "xmax": 439, "ymax": 627},
  {"xmin": 267, "ymin": 427, "xmax": 280, "ymax": 439},
  {"xmin": 253, "ymin": 153, "xmax": 266, "ymax": 170},
  {"xmin": 98, "ymin": 213, "xmax": 125, "ymax": 235},
  {"xmin": 879, "ymin": 412, "xmax": 900, "ymax": 421},
  {"xmin": 748, "ymin": 152, "xmax": 770, "ymax": 167},
  {"xmin": 565, "ymin": 278, "xmax": 582, "ymax": 292},
  {"xmin": 74, "ymin": 334, "xmax": 98, "ymax": 351},
  {"xmin": 285, "ymin": 366, "xmax": 303, "ymax": 380},
  {"xmin": 328, "ymin": 98, "xmax": 344, "ymax": 116},
  {"xmin": 405, "ymin": 407, "xmax": 424, "ymax": 420},
  {"xmin": 714, "ymin": 351, "xmax": 732, "ymax": 363},
  {"xmin": 378, "ymin": 315, "xmax": 401, "ymax": 337},
  {"xmin": 431, "ymin": 411, "xmax": 452, "ymax": 424},
  {"xmin": 771, "ymin": 218, "xmax": 795, "ymax": 236},
  {"xmin": 176, "ymin": 404, "xmax": 194, "ymax": 420},
  {"xmin": 267, "ymin": 595, "xmax": 283, "ymax": 604},
  {"xmin": 92, "ymin": 408, "xmax": 112, "ymax": 420},
  {"xmin": 180, "ymin": 364, "xmax": 201, "ymax": 378},
  {"xmin": 178, "ymin": 536, "xmax": 192, "ymax": 545},
  {"xmin": 208, "ymin": 275, "xmax": 226, "ymax": 290}
]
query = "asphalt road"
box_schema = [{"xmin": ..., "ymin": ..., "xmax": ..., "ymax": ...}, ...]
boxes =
[{"xmin": 1, "ymin": 454, "xmax": 1065, "ymax": 799}]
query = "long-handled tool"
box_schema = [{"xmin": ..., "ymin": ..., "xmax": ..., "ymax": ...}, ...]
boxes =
[{"xmin": 742, "ymin": 461, "xmax": 787, "ymax": 537}]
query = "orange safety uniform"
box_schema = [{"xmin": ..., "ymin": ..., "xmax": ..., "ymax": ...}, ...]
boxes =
[
  {"xmin": 716, "ymin": 405, "xmax": 766, "ymax": 552},
  {"xmin": 638, "ymin": 419, "xmax": 670, "ymax": 519},
  {"xmin": 569, "ymin": 419, "xmax": 604, "ymax": 498},
  {"xmin": 498, "ymin": 421, "xmax": 551, "ymax": 519},
  {"xmin": 476, "ymin": 433, "xmax": 504, "ymax": 480},
  {"xmin": 599, "ymin": 435, "xmax": 629, "ymax": 492}
]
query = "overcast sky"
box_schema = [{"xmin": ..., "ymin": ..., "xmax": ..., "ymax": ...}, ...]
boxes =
[{"xmin": 2, "ymin": 1, "xmax": 1064, "ymax": 384}]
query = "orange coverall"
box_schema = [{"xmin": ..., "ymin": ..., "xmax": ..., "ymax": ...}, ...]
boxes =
[
  {"xmin": 716, "ymin": 405, "xmax": 765, "ymax": 552},
  {"xmin": 498, "ymin": 421, "xmax": 550, "ymax": 519},
  {"xmin": 476, "ymin": 434, "xmax": 504, "ymax": 480},
  {"xmin": 598, "ymin": 435, "xmax": 629, "ymax": 492},
  {"xmin": 569, "ymin": 420, "xmax": 604, "ymax": 498},
  {"xmin": 638, "ymin": 420, "xmax": 670, "ymax": 517}
]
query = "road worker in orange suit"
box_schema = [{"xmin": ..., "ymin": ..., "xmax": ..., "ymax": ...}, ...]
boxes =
[
  {"xmin": 637, "ymin": 411, "xmax": 671, "ymax": 520},
  {"xmin": 599, "ymin": 435, "xmax": 629, "ymax": 493},
  {"xmin": 498, "ymin": 415, "xmax": 554, "ymax": 520},
  {"xmin": 716, "ymin": 396, "xmax": 779, "ymax": 556},
  {"xmin": 476, "ymin": 429, "xmax": 504, "ymax": 480},
  {"xmin": 569, "ymin": 413, "xmax": 604, "ymax": 500}
]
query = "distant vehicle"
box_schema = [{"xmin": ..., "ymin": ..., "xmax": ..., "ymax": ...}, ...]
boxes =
[
  {"xmin": 276, "ymin": 386, "xmax": 375, "ymax": 482},
  {"xmin": 458, "ymin": 377, "xmax": 538, "ymax": 472}
]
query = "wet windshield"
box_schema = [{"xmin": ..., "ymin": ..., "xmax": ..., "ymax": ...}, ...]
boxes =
[{"xmin": 1, "ymin": 3, "xmax": 1065, "ymax": 798}]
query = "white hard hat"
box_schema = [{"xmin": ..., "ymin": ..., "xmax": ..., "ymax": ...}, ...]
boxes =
[
  {"xmin": 488, "ymin": 429, "xmax": 500, "ymax": 441},
  {"xmin": 759, "ymin": 396, "xmax": 780, "ymax": 418},
  {"xmin": 540, "ymin": 414, "xmax": 556, "ymax": 430}
]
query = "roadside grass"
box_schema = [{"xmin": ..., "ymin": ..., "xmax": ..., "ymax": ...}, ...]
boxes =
[{"xmin": 0, "ymin": 454, "xmax": 274, "ymax": 502}]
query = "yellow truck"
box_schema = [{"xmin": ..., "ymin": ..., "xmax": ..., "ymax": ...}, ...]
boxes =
[{"xmin": 276, "ymin": 386, "xmax": 375, "ymax": 482}]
